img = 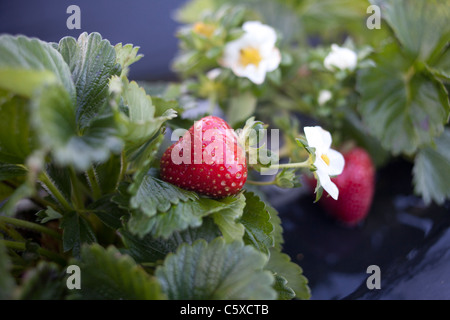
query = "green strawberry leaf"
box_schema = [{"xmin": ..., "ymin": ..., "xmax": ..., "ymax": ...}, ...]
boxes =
[
  {"xmin": 266, "ymin": 248, "xmax": 311, "ymax": 300},
  {"xmin": 36, "ymin": 207, "xmax": 63, "ymax": 224},
  {"xmin": 15, "ymin": 262, "xmax": 68, "ymax": 300},
  {"xmin": 0, "ymin": 34, "xmax": 75, "ymax": 99},
  {"xmin": 61, "ymin": 211, "xmax": 97, "ymax": 258},
  {"xmin": 357, "ymin": 42, "xmax": 450, "ymax": 156},
  {"xmin": 211, "ymin": 194, "xmax": 246, "ymax": 242},
  {"xmin": 0, "ymin": 163, "xmax": 27, "ymax": 181},
  {"xmin": 1, "ymin": 181, "xmax": 35, "ymax": 216},
  {"xmin": 275, "ymin": 168, "xmax": 302, "ymax": 188},
  {"xmin": 57, "ymin": 32, "xmax": 121, "ymax": 130},
  {"xmin": 88, "ymin": 194, "xmax": 129, "ymax": 231},
  {"xmin": 114, "ymin": 43, "xmax": 143, "ymax": 78},
  {"xmin": 0, "ymin": 239, "xmax": 15, "ymax": 299},
  {"xmin": 267, "ymin": 204, "xmax": 284, "ymax": 251},
  {"xmin": 90, "ymin": 154, "xmax": 122, "ymax": 195},
  {"xmin": 273, "ymin": 274, "xmax": 295, "ymax": 300},
  {"xmin": 127, "ymin": 194, "xmax": 244, "ymax": 239},
  {"xmin": 129, "ymin": 172, "xmax": 198, "ymax": 219},
  {"xmin": 112, "ymin": 77, "xmax": 177, "ymax": 146},
  {"xmin": 371, "ymin": 0, "xmax": 450, "ymax": 62},
  {"xmin": 0, "ymin": 69, "xmax": 57, "ymax": 99},
  {"xmin": 239, "ymin": 191, "xmax": 274, "ymax": 255},
  {"xmin": 120, "ymin": 217, "xmax": 221, "ymax": 263},
  {"xmin": 413, "ymin": 129, "xmax": 450, "ymax": 205},
  {"xmin": 429, "ymin": 48, "xmax": 450, "ymax": 82},
  {"xmin": 31, "ymin": 83, "xmax": 123, "ymax": 171},
  {"xmin": 0, "ymin": 92, "xmax": 39, "ymax": 164},
  {"xmin": 226, "ymin": 92, "xmax": 257, "ymax": 128},
  {"xmin": 71, "ymin": 244, "xmax": 165, "ymax": 300},
  {"xmin": 155, "ymin": 238, "xmax": 276, "ymax": 299}
]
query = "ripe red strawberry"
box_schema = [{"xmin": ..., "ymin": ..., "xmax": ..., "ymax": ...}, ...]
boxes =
[
  {"xmin": 160, "ymin": 116, "xmax": 247, "ymax": 198},
  {"xmin": 307, "ymin": 147, "xmax": 375, "ymax": 226}
]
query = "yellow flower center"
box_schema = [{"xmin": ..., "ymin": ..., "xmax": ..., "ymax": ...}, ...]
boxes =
[
  {"xmin": 240, "ymin": 47, "xmax": 262, "ymax": 67},
  {"xmin": 193, "ymin": 22, "xmax": 215, "ymax": 38},
  {"xmin": 321, "ymin": 154, "xmax": 330, "ymax": 166}
]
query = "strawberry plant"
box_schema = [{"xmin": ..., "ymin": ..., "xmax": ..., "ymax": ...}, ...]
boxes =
[{"xmin": 0, "ymin": 32, "xmax": 314, "ymax": 300}]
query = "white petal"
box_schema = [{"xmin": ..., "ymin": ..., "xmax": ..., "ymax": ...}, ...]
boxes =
[
  {"xmin": 327, "ymin": 149, "xmax": 345, "ymax": 176},
  {"xmin": 318, "ymin": 90, "xmax": 332, "ymax": 106},
  {"xmin": 264, "ymin": 48, "xmax": 281, "ymax": 72},
  {"xmin": 304, "ymin": 126, "xmax": 324, "ymax": 150},
  {"xmin": 324, "ymin": 44, "xmax": 357, "ymax": 71},
  {"xmin": 304, "ymin": 126, "xmax": 331, "ymax": 151},
  {"xmin": 242, "ymin": 21, "xmax": 277, "ymax": 47},
  {"xmin": 242, "ymin": 64, "xmax": 266, "ymax": 85},
  {"xmin": 317, "ymin": 169, "xmax": 339, "ymax": 200},
  {"xmin": 319, "ymin": 128, "xmax": 332, "ymax": 150}
]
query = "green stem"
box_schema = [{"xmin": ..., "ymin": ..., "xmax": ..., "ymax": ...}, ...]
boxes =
[
  {"xmin": 68, "ymin": 167, "xmax": 85, "ymax": 210},
  {"xmin": 246, "ymin": 180, "xmax": 276, "ymax": 186},
  {"xmin": 0, "ymin": 240, "xmax": 66, "ymax": 266},
  {"xmin": 0, "ymin": 222, "xmax": 25, "ymax": 241},
  {"xmin": 86, "ymin": 167, "xmax": 101, "ymax": 200},
  {"xmin": 118, "ymin": 151, "xmax": 127, "ymax": 183},
  {"xmin": 0, "ymin": 216, "xmax": 62, "ymax": 240},
  {"xmin": 269, "ymin": 159, "xmax": 310, "ymax": 170},
  {"xmin": 207, "ymin": 93, "xmax": 217, "ymax": 115},
  {"xmin": 39, "ymin": 171, "xmax": 72, "ymax": 212}
]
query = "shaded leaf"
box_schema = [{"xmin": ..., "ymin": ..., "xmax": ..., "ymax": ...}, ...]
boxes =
[
  {"xmin": 155, "ymin": 238, "xmax": 276, "ymax": 299},
  {"xmin": 357, "ymin": 42, "xmax": 450, "ymax": 155},
  {"xmin": 0, "ymin": 163, "xmax": 27, "ymax": 181},
  {"xmin": 31, "ymin": 83, "xmax": 123, "ymax": 171},
  {"xmin": 211, "ymin": 194, "xmax": 246, "ymax": 242},
  {"xmin": 92, "ymin": 154, "xmax": 122, "ymax": 195},
  {"xmin": 371, "ymin": 0, "xmax": 450, "ymax": 61},
  {"xmin": 0, "ymin": 93, "xmax": 38, "ymax": 164},
  {"xmin": 128, "ymin": 195, "xmax": 242, "ymax": 239},
  {"xmin": 0, "ymin": 239, "xmax": 15, "ymax": 299},
  {"xmin": 121, "ymin": 217, "xmax": 221, "ymax": 263},
  {"xmin": 61, "ymin": 211, "xmax": 97, "ymax": 258},
  {"xmin": 266, "ymin": 248, "xmax": 311, "ymax": 300},
  {"xmin": 73, "ymin": 244, "xmax": 165, "ymax": 300},
  {"xmin": 267, "ymin": 204, "xmax": 283, "ymax": 251},
  {"xmin": 226, "ymin": 92, "xmax": 257, "ymax": 128},
  {"xmin": 0, "ymin": 34, "xmax": 75, "ymax": 98},
  {"xmin": 16, "ymin": 262, "xmax": 67, "ymax": 300},
  {"xmin": 239, "ymin": 192, "xmax": 274, "ymax": 254},
  {"xmin": 88, "ymin": 195, "xmax": 129, "ymax": 230},
  {"xmin": 36, "ymin": 207, "xmax": 63, "ymax": 224},
  {"xmin": 413, "ymin": 129, "xmax": 450, "ymax": 205}
]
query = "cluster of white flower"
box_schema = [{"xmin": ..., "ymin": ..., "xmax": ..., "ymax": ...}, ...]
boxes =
[
  {"xmin": 221, "ymin": 21, "xmax": 281, "ymax": 85},
  {"xmin": 217, "ymin": 21, "xmax": 352, "ymax": 199}
]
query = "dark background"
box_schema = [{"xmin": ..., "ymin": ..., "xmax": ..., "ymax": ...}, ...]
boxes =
[{"xmin": 0, "ymin": 0, "xmax": 187, "ymax": 81}]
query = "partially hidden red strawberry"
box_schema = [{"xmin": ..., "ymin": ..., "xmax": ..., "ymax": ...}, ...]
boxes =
[
  {"xmin": 160, "ymin": 116, "xmax": 247, "ymax": 198},
  {"xmin": 307, "ymin": 147, "xmax": 375, "ymax": 226}
]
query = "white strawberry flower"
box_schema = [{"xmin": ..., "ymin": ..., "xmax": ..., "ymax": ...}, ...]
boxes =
[
  {"xmin": 304, "ymin": 126, "xmax": 345, "ymax": 200},
  {"xmin": 318, "ymin": 89, "xmax": 332, "ymax": 106},
  {"xmin": 324, "ymin": 44, "xmax": 357, "ymax": 72},
  {"xmin": 221, "ymin": 21, "xmax": 281, "ymax": 85}
]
